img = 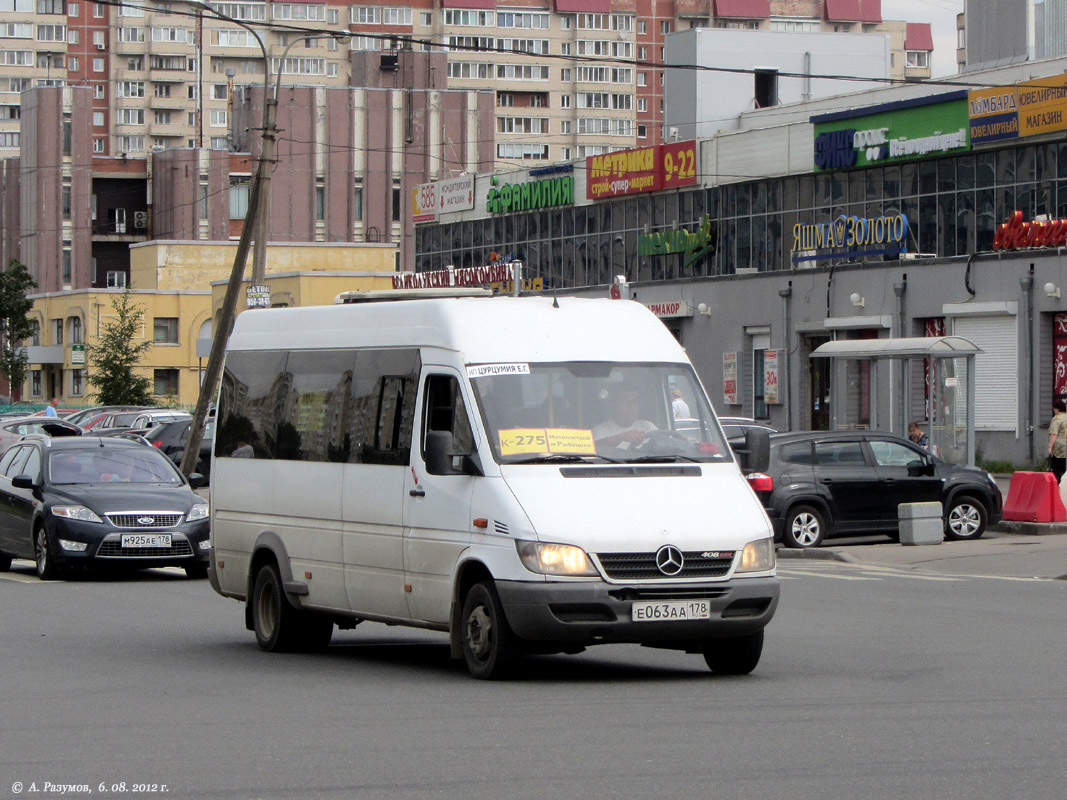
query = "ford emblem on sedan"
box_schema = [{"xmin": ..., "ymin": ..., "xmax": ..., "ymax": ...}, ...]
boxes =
[{"xmin": 138, "ymin": 516, "xmax": 156, "ymax": 525}]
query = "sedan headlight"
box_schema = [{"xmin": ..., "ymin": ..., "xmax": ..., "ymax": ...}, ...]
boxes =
[
  {"xmin": 516, "ymin": 541, "xmax": 598, "ymax": 576},
  {"xmin": 186, "ymin": 503, "xmax": 209, "ymax": 522},
  {"xmin": 51, "ymin": 505, "xmax": 103, "ymax": 524},
  {"xmin": 737, "ymin": 538, "xmax": 775, "ymax": 573}
]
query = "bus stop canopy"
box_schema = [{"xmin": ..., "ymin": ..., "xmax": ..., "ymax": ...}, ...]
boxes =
[
  {"xmin": 809, "ymin": 336, "xmax": 981, "ymax": 466},
  {"xmin": 809, "ymin": 336, "xmax": 982, "ymax": 360}
]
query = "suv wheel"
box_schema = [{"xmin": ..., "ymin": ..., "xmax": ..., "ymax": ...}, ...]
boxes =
[
  {"xmin": 945, "ymin": 495, "xmax": 987, "ymax": 540},
  {"xmin": 783, "ymin": 504, "xmax": 827, "ymax": 548}
]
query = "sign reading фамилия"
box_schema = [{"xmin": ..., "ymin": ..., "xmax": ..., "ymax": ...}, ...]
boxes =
[
  {"xmin": 812, "ymin": 92, "xmax": 970, "ymax": 171},
  {"xmin": 791, "ymin": 213, "xmax": 909, "ymax": 264},
  {"xmin": 485, "ymin": 165, "xmax": 574, "ymax": 214}
]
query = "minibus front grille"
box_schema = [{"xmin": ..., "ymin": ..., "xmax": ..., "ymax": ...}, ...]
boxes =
[
  {"xmin": 596, "ymin": 551, "xmax": 735, "ymax": 580},
  {"xmin": 609, "ymin": 587, "xmax": 730, "ymax": 601}
]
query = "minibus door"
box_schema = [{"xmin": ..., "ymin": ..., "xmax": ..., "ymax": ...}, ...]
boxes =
[{"xmin": 403, "ymin": 371, "xmax": 478, "ymax": 624}]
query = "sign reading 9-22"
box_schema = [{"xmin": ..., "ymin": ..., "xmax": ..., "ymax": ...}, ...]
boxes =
[{"xmin": 586, "ymin": 140, "xmax": 698, "ymax": 200}]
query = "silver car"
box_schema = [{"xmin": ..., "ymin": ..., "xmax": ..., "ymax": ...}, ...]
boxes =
[{"xmin": 0, "ymin": 416, "xmax": 83, "ymax": 457}]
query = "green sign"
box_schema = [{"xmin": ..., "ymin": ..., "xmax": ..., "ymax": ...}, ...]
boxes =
[
  {"xmin": 71, "ymin": 343, "xmax": 85, "ymax": 365},
  {"xmin": 813, "ymin": 97, "xmax": 971, "ymax": 171},
  {"xmin": 638, "ymin": 215, "xmax": 716, "ymax": 269},
  {"xmin": 485, "ymin": 175, "xmax": 574, "ymax": 215}
]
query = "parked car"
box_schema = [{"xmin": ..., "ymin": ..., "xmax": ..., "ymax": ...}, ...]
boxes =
[
  {"xmin": 747, "ymin": 430, "xmax": 1003, "ymax": 548},
  {"xmin": 0, "ymin": 436, "xmax": 210, "ymax": 580},
  {"xmin": 66, "ymin": 405, "xmax": 147, "ymax": 428},
  {"xmin": 93, "ymin": 408, "xmax": 191, "ymax": 434},
  {"xmin": 0, "ymin": 416, "xmax": 83, "ymax": 457},
  {"xmin": 718, "ymin": 417, "xmax": 777, "ymax": 448},
  {"xmin": 146, "ymin": 418, "xmax": 214, "ymax": 482}
]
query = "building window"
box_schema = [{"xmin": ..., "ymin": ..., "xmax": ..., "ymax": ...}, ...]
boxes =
[
  {"xmin": 30, "ymin": 320, "xmax": 40, "ymax": 347},
  {"xmin": 392, "ymin": 187, "xmax": 401, "ymax": 222},
  {"xmin": 69, "ymin": 316, "xmax": 82, "ymax": 343},
  {"xmin": 315, "ymin": 184, "xmax": 325, "ymax": 221},
  {"xmin": 353, "ymin": 185, "xmax": 363, "ymax": 222},
  {"xmin": 638, "ymin": 124, "xmax": 647, "ymax": 138},
  {"xmin": 71, "ymin": 369, "xmax": 84, "ymax": 397},
  {"xmin": 210, "ymin": 109, "xmax": 227, "ymax": 127},
  {"xmin": 906, "ymin": 50, "xmax": 929, "ymax": 68},
  {"xmin": 62, "ymin": 184, "xmax": 72, "ymax": 220},
  {"xmin": 31, "ymin": 370, "xmax": 42, "ymax": 397},
  {"xmin": 154, "ymin": 369, "xmax": 179, "ymax": 396},
  {"xmin": 93, "ymin": 138, "xmax": 104, "ymax": 153},
  {"xmin": 229, "ymin": 176, "xmax": 250, "ymax": 219},
  {"xmin": 62, "ymin": 245, "xmax": 72, "ymax": 283},
  {"xmin": 106, "ymin": 270, "xmax": 126, "ymax": 288},
  {"xmin": 199, "ymin": 183, "xmax": 209, "ymax": 219},
  {"xmin": 53, "ymin": 319, "xmax": 63, "ymax": 346},
  {"xmin": 154, "ymin": 317, "xmax": 179, "ymax": 344}
]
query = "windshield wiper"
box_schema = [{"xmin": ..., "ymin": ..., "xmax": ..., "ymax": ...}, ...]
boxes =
[
  {"xmin": 625, "ymin": 454, "xmax": 703, "ymax": 464},
  {"xmin": 510, "ymin": 454, "xmax": 619, "ymax": 464}
]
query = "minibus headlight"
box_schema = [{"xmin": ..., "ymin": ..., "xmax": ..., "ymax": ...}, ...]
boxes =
[
  {"xmin": 738, "ymin": 538, "xmax": 775, "ymax": 573},
  {"xmin": 516, "ymin": 541, "xmax": 598, "ymax": 576}
]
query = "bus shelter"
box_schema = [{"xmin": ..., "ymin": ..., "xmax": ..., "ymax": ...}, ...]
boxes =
[{"xmin": 810, "ymin": 336, "xmax": 981, "ymax": 466}]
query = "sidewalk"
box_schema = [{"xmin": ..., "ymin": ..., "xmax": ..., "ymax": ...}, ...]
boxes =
[{"xmin": 777, "ymin": 528, "xmax": 1067, "ymax": 580}]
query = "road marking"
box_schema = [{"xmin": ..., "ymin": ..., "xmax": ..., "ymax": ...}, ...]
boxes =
[{"xmin": 780, "ymin": 563, "xmax": 966, "ymax": 582}]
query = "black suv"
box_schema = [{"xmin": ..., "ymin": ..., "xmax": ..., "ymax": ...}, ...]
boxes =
[
  {"xmin": 747, "ymin": 431, "xmax": 1003, "ymax": 548},
  {"xmin": 145, "ymin": 418, "xmax": 214, "ymax": 483}
]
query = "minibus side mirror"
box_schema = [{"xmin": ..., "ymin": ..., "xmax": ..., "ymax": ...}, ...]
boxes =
[
  {"xmin": 735, "ymin": 428, "xmax": 771, "ymax": 474},
  {"xmin": 425, "ymin": 431, "xmax": 483, "ymax": 477}
]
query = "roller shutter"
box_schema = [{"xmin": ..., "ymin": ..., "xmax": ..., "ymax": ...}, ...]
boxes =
[{"xmin": 952, "ymin": 315, "xmax": 1017, "ymax": 430}]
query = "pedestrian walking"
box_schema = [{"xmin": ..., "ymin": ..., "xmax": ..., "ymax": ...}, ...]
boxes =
[{"xmin": 1048, "ymin": 398, "xmax": 1067, "ymax": 482}]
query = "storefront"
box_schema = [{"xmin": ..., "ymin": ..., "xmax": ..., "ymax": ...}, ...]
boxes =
[{"xmin": 412, "ymin": 67, "xmax": 1067, "ymax": 466}]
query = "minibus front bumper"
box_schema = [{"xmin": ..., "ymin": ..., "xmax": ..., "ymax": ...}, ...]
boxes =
[{"xmin": 495, "ymin": 576, "xmax": 779, "ymax": 645}]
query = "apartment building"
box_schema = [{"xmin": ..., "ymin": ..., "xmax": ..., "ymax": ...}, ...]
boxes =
[{"xmin": 1, "ymin": 1, "xmax": 933, "ymax": 167}]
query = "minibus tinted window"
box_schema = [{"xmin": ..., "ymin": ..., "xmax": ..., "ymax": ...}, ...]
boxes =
[
  {"xmin": 216, "ymin": 348, "xmax": 419, "ymax": 464},
  {"xmin": 468, "ymin": 361, "xmax": 730, "ymax": 464}
]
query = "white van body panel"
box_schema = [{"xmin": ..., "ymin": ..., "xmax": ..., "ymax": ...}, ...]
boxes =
[{"xmin": 498, "ymin": 464, "xmax": 771, "ymax": 557}]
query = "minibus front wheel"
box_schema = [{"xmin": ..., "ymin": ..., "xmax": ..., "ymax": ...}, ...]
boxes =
[
  {"xmin": 252, "ymin": 563, "xmax": 333, "ymax": 653},
  {"xmin": 461, "ymin": 582, "xmax": 517, "ymax": 679},
  {"xmin": 703, "ymin": 630, "xmax": 764, "ymax": 675}
]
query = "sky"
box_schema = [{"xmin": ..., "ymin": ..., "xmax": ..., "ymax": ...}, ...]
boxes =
[{"xmin": 890, "ymin": 0, "xmax": 965, "ymax": 78}]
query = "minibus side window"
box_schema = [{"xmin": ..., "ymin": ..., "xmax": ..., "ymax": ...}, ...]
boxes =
[{"xmin": 421, "ymin": 374, "xmax": 474, "ymax": 475}]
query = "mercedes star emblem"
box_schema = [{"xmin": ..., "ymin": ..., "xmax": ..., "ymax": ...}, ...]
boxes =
[{"xmin": 655, "ymin": 545, "xmax": 684, "ymax": 576}]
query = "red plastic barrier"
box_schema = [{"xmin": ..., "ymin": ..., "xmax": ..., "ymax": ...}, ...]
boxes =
[{"xmin": 1002, "ymin": 471, "xmax": 1067, "ymax": 522}]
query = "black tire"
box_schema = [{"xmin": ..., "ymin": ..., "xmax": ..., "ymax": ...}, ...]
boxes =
[
  {"xmin": 945, "ymin": 494, "xmax": 988, "ymax": 541},
  {"xmin": 34, "ymin": 524, "xmax": 63, "ymax": 581},
  {"xmin": 460, "ymin": 581, "xmax": 517, "ymax": 680},
  {"xmin": 184, "ymin": 563, "xmax": 209, "ymax": 579},
  {"xmin": 0, "ymin": 550, "xmax": 11, "ymax": 571},
  {"xmin": 782, "ymin": 504, "xmax": 828, "ymax": 548},
  {"xmin": 703, "ymin": 630, "xmax": 764, "ymax": 675},
  {"xmin": 251, "ymin": 563, "xmax": 333, "ymax": 652}
]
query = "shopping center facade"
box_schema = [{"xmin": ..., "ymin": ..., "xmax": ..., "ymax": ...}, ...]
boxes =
[{"xmin": 412, "ymin": 56, "xmax": 1067, "ymax": 465}]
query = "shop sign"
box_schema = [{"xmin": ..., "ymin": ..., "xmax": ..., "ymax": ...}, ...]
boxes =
[
  {"xmin": 791, "ymin": 213, "xmax": 909, "ymax": 263},
  {"xmin": 638, "ymin": 214, "xmax": 715, "ymax": 269},
  {"xmin": 969, "ymin": 74, "xmax": 1067, "ymax": 144},
  {"xmin": 764, "ymin": 350, "xmax": 779, "ymax": 405},
  {"xmin": 723, "ymin": 352, "xmax": 738, "ymax": 406},
  {"xmin": 486, "ymin": 172, "xmax": 573, "ymax": 215},
  {"xmin": 412, "ymin": 175, "xmax": 475, "ymax": 224},
  {"xmin": 70, "ymin": 343, "xmax": 85, "ymax": 365},
  {"xmin": 585, "ymin": 140, "xmax": 698, "ymax": 200},
  {"xmin": 812, "ymin": 96, "xmax": 970, "ymax": 171},
  {"xmin": 992, "ymin": 210, "xmax": 1067, "ymax": 251},
  {"xmin": 392, "ymin": 263, "xmax": 542, "ymax": 292},
  {"xmin": 641, "ymin": 300, "xmax": 690, "ymax": 318}
]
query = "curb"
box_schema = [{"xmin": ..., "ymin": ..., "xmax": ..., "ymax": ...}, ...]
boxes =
[
  {"xmin": 988, "ymin": 521, "xmax": 1067, "ymax": 536},
  {"xmin": 775, "ymin": 547, "xmax": 857, "ymax": 564}
]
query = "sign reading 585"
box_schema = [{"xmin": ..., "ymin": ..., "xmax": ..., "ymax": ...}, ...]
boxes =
[{"xmin": 661, "ymin": 140, "xmax": 698, "ymax": 186}]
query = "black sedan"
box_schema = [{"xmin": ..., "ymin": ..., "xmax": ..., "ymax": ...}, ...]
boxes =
[
  {"xmin": 145, "ymin": 418, "xmax": 214, "ymax": 483},
  {"xmin": 0, "ymin": 436, "xmax": 210, "ymax": 580},
  {"xmin": 747, "ymin": 430, "xmax": 1003, "ymax": 548}
]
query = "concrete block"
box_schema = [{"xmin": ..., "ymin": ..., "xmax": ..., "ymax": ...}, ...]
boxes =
[{"xmin": 898, "ymin": 502, "xmax": 944, "ymax": 546}]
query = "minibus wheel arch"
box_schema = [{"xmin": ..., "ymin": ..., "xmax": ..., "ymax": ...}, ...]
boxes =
[{"xmin": 449, "ymin": 560, "xmax": 494, "ymax": 659}]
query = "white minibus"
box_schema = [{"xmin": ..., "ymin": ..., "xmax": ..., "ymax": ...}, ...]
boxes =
[{"xmin": 208, "ymin": 295, "xmax": 778, "ymax": 678}]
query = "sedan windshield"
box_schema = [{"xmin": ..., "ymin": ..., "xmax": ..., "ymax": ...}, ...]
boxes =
[
  {"xmin": 48, "ymin": 449, "xmax": 184, "ymax": 485},
  {"xmin": 467, "ymin": 361, "xmax": 731, "ymax": 465}
]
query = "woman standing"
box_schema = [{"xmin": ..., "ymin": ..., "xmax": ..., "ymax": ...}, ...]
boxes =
[{"xmin": 1048, "ymin": 399, "xmax": 1067, "ymax": 483}]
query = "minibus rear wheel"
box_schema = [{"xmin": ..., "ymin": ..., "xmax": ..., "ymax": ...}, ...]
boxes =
[
  {"xmin": 252, "ymin": 563, "xmax": 333, "ymax": 652},
  {"xmin": 461, "ymin": 581, "xmax": 516, "ymax": 679},
  {"xmin": 703, "ymin": 630, "xmax": 764, "ymax": 675}
]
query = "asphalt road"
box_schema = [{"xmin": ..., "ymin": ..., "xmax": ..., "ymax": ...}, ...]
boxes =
[{"xmin": 1, "ymin": 559, "xmax": 1064, "ymax": 800}]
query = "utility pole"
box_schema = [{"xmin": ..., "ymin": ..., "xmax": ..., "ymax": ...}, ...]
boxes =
[{"xmin": 251, "ymin": 94, "xmax": 276, "ymax": 286}]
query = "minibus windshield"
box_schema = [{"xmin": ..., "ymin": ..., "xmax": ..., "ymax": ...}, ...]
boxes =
[{"xmin": 467, "ymin": 361, "xmax": 732, "ymax": 465}]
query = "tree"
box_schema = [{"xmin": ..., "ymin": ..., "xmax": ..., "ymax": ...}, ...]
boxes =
[
  {"xmin": 0, "ymin": 259, "xmax": 38, "ymax": 402},
  {"xmin": 85, "ymin": 288, "xmax": 156, "ymax": 405}
]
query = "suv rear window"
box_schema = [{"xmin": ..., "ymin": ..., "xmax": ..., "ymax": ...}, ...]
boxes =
[{"xmin": 778, "ymin": 442, "xmax": 813, "ymax": 464}]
